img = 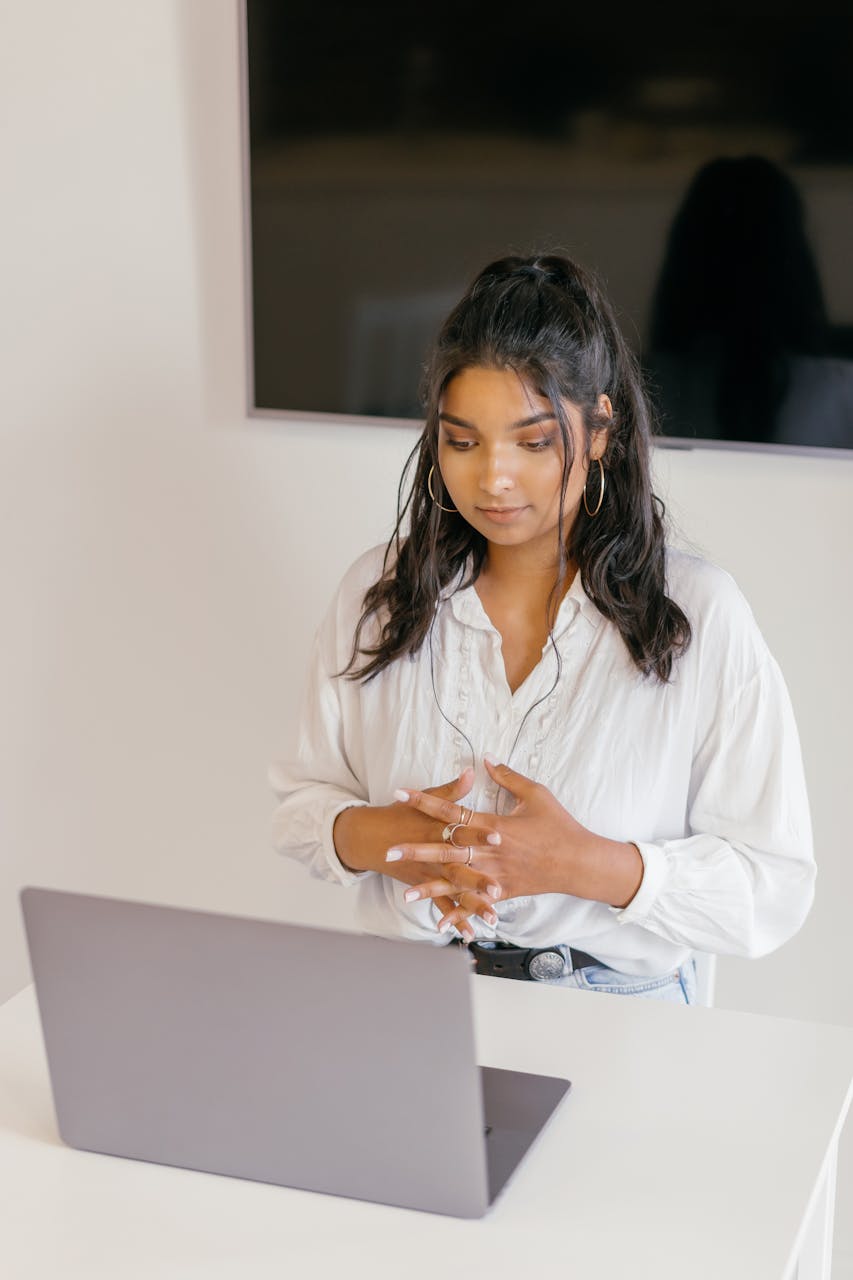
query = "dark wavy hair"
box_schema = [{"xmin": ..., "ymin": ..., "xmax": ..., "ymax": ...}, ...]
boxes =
[{"xmin": 344, "ymin": 253, "xmax": 691, "ymax": 683}]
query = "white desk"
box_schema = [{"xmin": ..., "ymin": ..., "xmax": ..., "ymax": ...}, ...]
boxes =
[{"xmin": 1, "ymin": 980, "xmax": 851, "ymax": 1280}]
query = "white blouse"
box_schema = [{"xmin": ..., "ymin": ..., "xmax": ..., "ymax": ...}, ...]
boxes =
[{"xmin": 269, "ymin": 545, "xmax": 815, "ymax": 976}]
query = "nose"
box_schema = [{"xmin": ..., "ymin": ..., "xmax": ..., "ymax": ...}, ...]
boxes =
[{"xmin": 478, "ymin": 448, "xmax": 515, "ymax": 496}]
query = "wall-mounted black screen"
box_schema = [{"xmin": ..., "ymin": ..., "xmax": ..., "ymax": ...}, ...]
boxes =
[{"xmin": 243, "ymin": 2, "xmax": 853, "ymax": 451}]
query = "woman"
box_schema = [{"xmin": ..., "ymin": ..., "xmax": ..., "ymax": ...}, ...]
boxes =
[{"xmin": 269, "ymin": 254, "xmax": 815, "ymax": 1004}]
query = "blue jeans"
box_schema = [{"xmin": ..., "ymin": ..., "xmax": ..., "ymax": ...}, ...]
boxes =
[{"xmin": 548, "ymin": 950, "xmax": 698, "ymax": 1005}]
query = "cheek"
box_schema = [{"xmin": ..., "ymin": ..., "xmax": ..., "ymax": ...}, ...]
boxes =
[
  {"xmin": 437, "ymin": 449, "xmax": 466, "ymax": 487},
  {"xmin": 539, "ymin": 455, "xmax": 571, "ymax": 503},
  {"xmin": 562, "ymin": 453, "xmax": 589, "ymax": 498}
]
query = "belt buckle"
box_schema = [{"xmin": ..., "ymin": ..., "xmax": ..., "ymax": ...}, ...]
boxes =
[
  {"xmin": 527, "ymin": 947, "xmax": 566, "ymax": 982},
  {"xmin": 466, "ymin": 940, "xmax": 567, "ymax": 982}
]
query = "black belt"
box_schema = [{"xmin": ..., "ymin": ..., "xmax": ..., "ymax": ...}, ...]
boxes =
[{"xmin": 453, "ymin": 939, "xmax": 606, "ymax": 983}]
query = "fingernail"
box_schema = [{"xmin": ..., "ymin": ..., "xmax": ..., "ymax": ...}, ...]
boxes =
[
  {"xmin": 484, "ymin": 752, "xmax": 500, "ymax": 766},
  {"xmin": 462, "ymin": 929, "xmax": 475, "ymax": 942},
  {"xmin": 487, "ymin": 884, "xmax": 501, "ymax": 900},
  {"xmin": 486, "ymin": 832, "xmax": 501, "ymax": 845},
  {"xmin": 484, "ymin": 912, "xmax": 497, "ymax": 926},
  {"xmin": 403, "ymin": 888, "xmax": 419, "ymax": 902},
  {"xmin": 385, "ymin": 849, "xmax": 403, "ymax": 862},
  {"xmin": 393, "ymin": 789, "xmax": 410, "ymax": 802},
  {"xmin": 438, "ymin": 919, "xmax": 453, "ymax": 933}
]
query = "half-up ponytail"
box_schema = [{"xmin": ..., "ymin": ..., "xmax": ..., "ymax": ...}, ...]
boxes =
[{"xmin": 344, "ymin": 253, "xmax": 691, "ymax": 683}]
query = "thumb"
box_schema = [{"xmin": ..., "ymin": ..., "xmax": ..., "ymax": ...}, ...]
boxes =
[
  {"xmin": 484, "ymin": 754, "xmax": 535, "ymax": 800},
  {"xmin": 424, "ymin": 765, "xmax": 474, "ymax": 801}
]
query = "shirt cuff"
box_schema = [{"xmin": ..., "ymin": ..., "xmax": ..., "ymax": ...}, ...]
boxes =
[
  {"xmin": 323, "ymin": 800, "xmax": 373, "ymax": 887},
  {"xmin": 612, "ymin": 841, "xmax": 669, "ymax": 924}
]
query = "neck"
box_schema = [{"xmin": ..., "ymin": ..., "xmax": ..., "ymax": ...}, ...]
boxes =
[
  {"xmin": 478, "ymin": 538, "xmax": 576, "ymax": 619},
  {"xmin": 483, "ymin": 538, "xmax": 569, "ymax": 586}
]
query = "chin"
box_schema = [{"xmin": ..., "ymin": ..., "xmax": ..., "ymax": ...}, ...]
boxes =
[{"xmin": 478, "ymin": 525, "xmax": 539, "ymax": 547}]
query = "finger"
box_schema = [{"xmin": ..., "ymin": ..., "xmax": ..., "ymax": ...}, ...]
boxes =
[
  {"xmin": 385, "ymin": 829, "xmax": 495, "ymax": 862},
  {"xmin": 392, "ymin": 788, "xmax": 498, "ymax": 838},
  {"xmin": 434, "ymin": 896, "xmax": 474, "ymax": 942},
  {"xmin": 437, "ymin": 900, "xmax": 497, "ymax": 936},
  {"xmin": 452, "ymin": 867, "xmax": 503, "ymax": 901},
  {"xmin": 460, "ymin": 890, "xmax": 500, "ymax": 927},
  {"xmin": 483, "ymin": 753, "xmax": 538, "ymax": 800},
  {"xmin": 403, "ymin": 877, "xmax": 456, "ymax": 901},
  {"xmin": 447, "ymin": 824, "xmax": 500, "ymax": 850},
  {"xmin": 392, "ymin": 787, "xmax": 464, "ymax": 824},
  {"xmin": 434, "ymin": 896, "xmax": 476, "ymax": 942},
  {"xmin": 396, "ymin": 768, "xmax": 473, "ymax": 813},
  {"xmin": 454, "ymin": 888, "xmax": 499, "ymax": 927},
  {"xmin": 423, "ymin": 767, "xmax": 474, "ymax": 802},
  {"xmin": 404, "ymin": 878, "xmax": 501, "ymax": 911},
  {"xmin": 442, "ymin": 863, "xmax": 504, "ymax": 904},
  {"xmin": 433, "ymin": 885, "xmax": 500, "ymax": 935},
  {"xmin": 385, "ymin": 843, "xmax": 458, "ymax": 865}
]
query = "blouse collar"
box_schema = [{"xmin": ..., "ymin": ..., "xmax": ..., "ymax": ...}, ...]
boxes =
[{"xmin": 444, "ymin": 564, "xmax": 602, "ymax": 638}]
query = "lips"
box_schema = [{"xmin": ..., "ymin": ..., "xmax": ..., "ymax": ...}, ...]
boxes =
[{"xmin": 476, "ymin": 506, "xmax": 528, "ymax": 523}]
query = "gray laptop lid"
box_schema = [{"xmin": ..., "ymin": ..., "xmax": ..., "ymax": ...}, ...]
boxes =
[{"xmin": 21, "ymin": 887, "xmax": 569, "ymax": 1218}]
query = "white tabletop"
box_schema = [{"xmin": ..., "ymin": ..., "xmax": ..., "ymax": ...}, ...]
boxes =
[{"xmin": 1, "ymin": 980, "xmax": 852, "ymax": 1280}]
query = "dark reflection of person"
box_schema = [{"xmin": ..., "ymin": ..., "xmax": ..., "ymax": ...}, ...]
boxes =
[{"xmin": 647, "ymin": 155, "xmax": 853, "ymax": 449}]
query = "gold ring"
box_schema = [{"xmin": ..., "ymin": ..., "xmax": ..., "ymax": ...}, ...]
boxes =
[
  {"xmin": 465, "ymin": 847, "xmax": 474, "ymax": 866},
  {"xmin": 443, "ymin": 823, "xmax": 470, "ymax": 849},
  {"xmin": 459, "ymin": 806, "xmax": 473, "ymax": 826}
]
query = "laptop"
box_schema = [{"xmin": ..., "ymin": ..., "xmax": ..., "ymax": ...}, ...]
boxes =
[{"xmin": 20, "ymin": 886, "xmax": 570, "ymax": 1218}]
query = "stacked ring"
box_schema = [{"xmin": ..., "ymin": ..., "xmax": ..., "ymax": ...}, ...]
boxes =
[
  {"xmin": 441, "ymin": 804, "xmax": 474, "ymax": 846},
  {"xmin": 442, "ymin": 823, "xmax": 469, "ymax": 849}
]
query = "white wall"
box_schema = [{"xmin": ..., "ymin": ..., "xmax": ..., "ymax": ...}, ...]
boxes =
[
  {"xmin": 4, "ymin": 0, "xmax": 850, "ymax": 1023},
  {"xmin": 1, "ymin": 5, "xmax": 852, "ymax": 1256}
]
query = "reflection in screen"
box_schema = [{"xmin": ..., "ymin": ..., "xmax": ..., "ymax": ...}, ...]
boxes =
[
  {"xmin": 648, "ymin": 157, "xmax": 853, "ymax": 449},
  {"xmin": 244, "ymin": 1, "xmax": 853, "ymax": 451}
]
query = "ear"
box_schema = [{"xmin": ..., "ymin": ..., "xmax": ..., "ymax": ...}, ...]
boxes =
[{"xmin": 589, "ymin": 394, "xmax": 613, "ymax": 461}]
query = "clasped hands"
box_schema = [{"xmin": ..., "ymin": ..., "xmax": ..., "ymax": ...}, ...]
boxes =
[{"xmin": 385, "ymin": 755, "xmax": 594, "ymax": 940}]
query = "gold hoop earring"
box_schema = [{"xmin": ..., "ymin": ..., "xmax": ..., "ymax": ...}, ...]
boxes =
[
  {"xmin": 427, "ymin": 464, "xmax": 456, "ymax": 514},
  {"xmin": 583, "ymin": 458, "xmax": 606, "ymax": 517}
]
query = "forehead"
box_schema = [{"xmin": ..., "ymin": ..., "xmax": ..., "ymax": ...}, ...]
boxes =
[
  {"xmin": 440, "ymin": 366, "xmax": 584, "ymax": 436},
  {"xmin": 441, "ymin": 366, "xmax": 551, "ymax": 415}
]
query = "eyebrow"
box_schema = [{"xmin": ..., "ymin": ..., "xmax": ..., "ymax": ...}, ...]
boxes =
[{"xmin": 439, "ymin": 411, "xmax": 557, "ymax": 432}]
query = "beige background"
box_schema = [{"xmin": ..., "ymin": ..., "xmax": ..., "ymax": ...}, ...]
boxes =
[{"xmin": 1, "ymin": 1, "xmax": 851, "ymax": 1266}]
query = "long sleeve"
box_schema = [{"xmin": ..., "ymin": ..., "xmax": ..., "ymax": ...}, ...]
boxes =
[
  {"xmin": 268, "ymin": 552, "xmax": 384, "ymax": 888},
  {"xmin": 269, "ymin": 649, "xmax": 370, "ymax": 888},
  {"xmin": 615, "ymin": 653, "xmax": 815, "ymax": 958}
]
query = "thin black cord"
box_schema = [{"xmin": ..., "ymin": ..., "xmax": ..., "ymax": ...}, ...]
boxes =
[
  {"xmin": 428, "ymin": 616, "xmax": 563, "ymax": 814},
  {"xmin": 428, "ymin": 623, "xmax": 476, "ymax": 775}
]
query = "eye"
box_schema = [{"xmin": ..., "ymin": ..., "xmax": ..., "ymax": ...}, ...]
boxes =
[
  {"xmin": 444, "ymin": 438, "xmax": 476, "ymax": 451},
  {"xmin": 520, "ymin": 435, "xmax": 557, "ymax": 452}
]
